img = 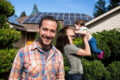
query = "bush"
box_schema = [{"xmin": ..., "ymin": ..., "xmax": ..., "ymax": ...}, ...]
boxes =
[
  {"xmin": 0, "ymin": 48, "xmax": 17, "ymax": 74},
  {"xmin": 92, "ymin": 29, "xmax": 120, "ymax": 65},
  {"xmin": 105, "ymin": 61, "xmax": 120, "ymax": 80},
  {"xmin": 0, "ymin": 0, "xmax": 14, "ymax": 17},
  {"xmin": 82, "ymin": 59, "xmax": 105, "ymax": 80},
  {"xmin": 73, "ymin": 37, "xmax": 83, "ymax": 47},
  {"xmin": 0, "ymin": 28, "xmax": 21, "ymax": 49}
]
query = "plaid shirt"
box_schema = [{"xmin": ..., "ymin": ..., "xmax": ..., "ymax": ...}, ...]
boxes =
[{"xmin": 9, "ymin": 41, "xmax": 65, "ymax": 80}]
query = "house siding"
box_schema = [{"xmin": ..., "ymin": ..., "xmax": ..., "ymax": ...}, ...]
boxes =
[{"xmin": 86, "ymin": 9, "xmax": 120, "ymax": 33}]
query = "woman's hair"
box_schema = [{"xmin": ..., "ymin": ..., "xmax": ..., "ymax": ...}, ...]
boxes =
[
  {"xmin": 75, "ymin": 19, "xmax": 85, "ymax": 26},
  {"xmin": 56, "ymin": 26, "xmax": 70, "ymax": 52}
]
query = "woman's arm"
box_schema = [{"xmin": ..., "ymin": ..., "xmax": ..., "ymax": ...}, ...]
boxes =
[{"xmin": 76, "ymin": 32, "xmax": 91, "ymax": 56}]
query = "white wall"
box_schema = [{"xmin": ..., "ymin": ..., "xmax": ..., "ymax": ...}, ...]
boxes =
[{"xmin": 86, "ymin": 10, "xmax": 120, "ymax": 33}]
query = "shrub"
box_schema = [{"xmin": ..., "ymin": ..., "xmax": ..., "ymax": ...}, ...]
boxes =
[
  {"xmin": 73, "ymin": 37, "xmax": 83, "ymax": 47},
  {"xmin": 105, "ymin": 61, "xmax": 120, "ymax": 80},
  {"xmin": 82, "ymin": 59, "xmax": 105, "ymax": 80},
  {"xmin": 0, "ymin": 28, "xmax": 21, "ymax": 49},
  {"xmin": 0, "ymin": 48, "xmax": 17, "ymax": 74},
  {"xmin": 0, "ymin": 0, "xmax": 14, "ymax": 17},
  {"xmin": 0, "ymin": 0, "xmax": 14, "ymax": 28},
  {"xmin": 91, "ymin": 29, "xmax": 120, "ymax": 65}
]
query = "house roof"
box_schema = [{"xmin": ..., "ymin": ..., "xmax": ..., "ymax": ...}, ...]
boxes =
[
  {"xmin": 8, "ymin": 15, "xmax": 22, "ymax": 27},
  {"xmin": 23, "ymin": 12, "xmax": 93, "ymax": 26},
  {"xmin": 18, "ymin": 16, "xmax": 38, "ymax": 32},
  {"xmin": 8, "ymin": 15, "xmax": 26, "ymax": 31},
  {"xmin": 85, "ymin": 6, "xmax": 120, "ymax": 26}
]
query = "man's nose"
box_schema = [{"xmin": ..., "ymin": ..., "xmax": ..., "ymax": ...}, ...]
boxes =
[{"xmin": 46, "ymin": 31, "xmax": 50, "ymax": 37}]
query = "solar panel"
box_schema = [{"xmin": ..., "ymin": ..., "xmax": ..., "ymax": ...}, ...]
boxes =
[
  {"xmin": 76, "ymin": 13, "xmax": 80, "ymax": 16},
  {"xmin": 53, "ymin": 13, "xmax": 58, "ymax": 16},
  {"xmin": 24, "ymin": 18, "xmax": 31, "ymax": 23},
  {"xmin": 30, "ymin": 19, "xmax": 37, "ymax": 23},
  {"xmin": 70, "ymin": 20, "xmax": 74, "ymax": 25},
  {"xmin": 70, "ymin": 16, "xmax": 75, "ymax": 21},
  {"xmin": 23, "ymin": 12, "xmax": 93, "ymax": 25},
  {"xmin": 59, "ymin": 13, "xmax": 64, "ymax": 16},
  {"xmin": 70, "ymin": 13, "xmax": 74, "ymax": 16},
  {"xmin": 88, "ymin": 17, "xmax": 93, "ymax": 20},
  {"xmin": 76, "ymin": 16, "xmax": 81, "ymax": 20},
  {"xmin": 81, "ymin": 14, "xmax": 86, "ymax": 16},
  {"xmin": 81, "ymin": 16, "xmax": 88, "ymax": 21},
  {"xmin": 64, "ymin": 16, "xmax": 69, "ymax": 20},
  {"xmin": 34, "ymin": 13, "xmax": 40, "ymax": 18},
  {"xmin": 63, "ymin": 20, "xmax": 70, "ymax": 26},
  {"xmin": 57, "ymin": 16, "xmax": 64, "ymax": 20},
  {"xmin": 64, "ymin": 13, "xmax": 69, "ymax": 17},
  {"xmin": 28, "ymin": 15, "xmax": 34, "ymax": 18},
  {"xmin": 47, "ymin": 13, "xmax": 53, "ymax": 16},
  {"xmin": 36, "ymin": 18, "xmax": 41, "ymax": 23}
]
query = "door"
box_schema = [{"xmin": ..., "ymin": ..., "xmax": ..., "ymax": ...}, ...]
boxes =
[{"xmin": 26, "ymin": 32, "xmax": 36, "ymax": 46}]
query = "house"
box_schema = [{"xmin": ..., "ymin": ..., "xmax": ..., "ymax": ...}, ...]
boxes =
[{"xmin": 85, "ymin": 6, "xmax": 120, "ymax": 33}]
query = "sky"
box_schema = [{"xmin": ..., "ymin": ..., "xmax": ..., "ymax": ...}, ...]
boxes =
[{"xmin": 7, "ymin": 0, "xmax": 110, "ymax": 17}]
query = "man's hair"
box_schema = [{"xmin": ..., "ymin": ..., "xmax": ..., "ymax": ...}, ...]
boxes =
[
  {"xmin": 75, "ymin": 19, "xmax": 85, "ymax": 26},
  {"xmin": 39, "ymin": 15, "xmax": 58, "ymax": 28}
]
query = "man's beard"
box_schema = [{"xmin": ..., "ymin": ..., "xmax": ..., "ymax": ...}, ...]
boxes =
[{"xmin": 38, "ymin": 36, "xmax": 53, "ymax": 49}]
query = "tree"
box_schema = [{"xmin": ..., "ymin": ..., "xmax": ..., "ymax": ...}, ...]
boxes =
[
  {"xmin": 20, "ymin": 11, "xmax": 26, "ymax": 17},
  {"xmin": 31, "ymin": 4, "xmax": 39, "ymax": 15},
  {"xmin": 0, "ymin": 0, "xmax": 14, "ymax": 28},
  {"xmin": 0, "ymin": 0, "xmax": 21, "ymax": 78},
  {"xmin": 107, "ymin": 0, "xmax": 120, "ymax": 10},
  {"xmin": 93, "ymin": 0, "xmax": 107, "ymax": 17}
]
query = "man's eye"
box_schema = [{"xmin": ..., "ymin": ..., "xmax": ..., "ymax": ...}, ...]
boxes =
[
  {"xmin": 51, "ymin": 30, "xmax": 56, "ymax": 33},
  {"xmin": 43, "ymin": 28, "xmax": 48, "ymax": 31}
]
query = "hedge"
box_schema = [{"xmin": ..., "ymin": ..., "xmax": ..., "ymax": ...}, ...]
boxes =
[
  {"xmin": 104, "ymin": 61, "xmax": 120, "ymax": 80},
  {"xmin": 0, "ymin": 48, "xmax": 17, "ymax": 74}
]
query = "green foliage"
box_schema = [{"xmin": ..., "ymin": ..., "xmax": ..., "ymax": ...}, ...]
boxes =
[
  {"xmin": 108, "ymin": 0, "xmax": 120, "ymax": 10},
  {"xmin": 0, "ymin": 0, "xmax": 15, "ymax": 17},
  {"xmin": 53, "ymin": 21, "xmax": 62, "ymax": 45},
  {"xmin": 105, "ymin": 61, "xmax": 120, "ymax": 80},
  {"xmin": 93, "ymin": 0, "xmax": 107, "ymax": 17},
  {"xmin": 0, "ymin": 28, "xmax": 21, "ymax": 49},
  {"xmin": 82, "ymin": 59, "xmax": 105, "ymax": 80},
  {"xmin": 0, "ymin": 15, "xmax": 8, "ymax": 28},
  {"xmin": 0, "ymin": 0, "xmax": 14, "ymax": 28},
  {"xmin": 20, "ymin": 11, "xmax": 26, "ymax": 17},
  {"xmin": 0, "ymin": 48, "xmax": 17, "ymax": 74},
  {"xmin": 31, "ymin": 4, "xmax": 39, "ymax": 15},
  {"xmin": 92, "ymin": 29, "xmax": 120, "ymax": 65},
  {"xmin": 73, "ymin": 37, "xmax": 83, "ymax": 47}
]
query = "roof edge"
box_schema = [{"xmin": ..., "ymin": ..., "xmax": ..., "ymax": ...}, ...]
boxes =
[{"xmin": 85, "ymin": 6, "xmax": 120, "ymax": 26}]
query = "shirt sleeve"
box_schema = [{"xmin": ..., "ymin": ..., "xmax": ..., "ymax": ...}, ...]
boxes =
[
  {"xmin": 56, "ymin": 51, "xmax": 65, "ymax": 80},
  {"xmin": 64, "ymin": 44, "xmax": 80, "ymax": 55},
  {"xmin": 9, "ymin": 50, "xmax": 24, "ymax": 80}
]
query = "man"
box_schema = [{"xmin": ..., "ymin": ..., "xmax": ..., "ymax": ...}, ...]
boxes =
[{"xmin": 9, "ymin": 16, "xmax": 65, "ymax": 80}]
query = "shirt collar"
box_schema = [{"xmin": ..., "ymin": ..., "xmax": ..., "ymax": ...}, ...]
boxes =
[{"xmin": 31, "ymin": 40, "xmax": 57, "ymax": 53}]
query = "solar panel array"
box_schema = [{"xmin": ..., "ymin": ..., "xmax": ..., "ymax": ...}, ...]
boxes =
[{"xmin": 24, "ymin": 12, "xmax": 93, "ymax": 26}]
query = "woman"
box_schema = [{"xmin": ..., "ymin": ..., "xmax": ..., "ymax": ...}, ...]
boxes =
[{"xmin": 56, "ymin": 26, "xmax": 91, "ymax": 80}]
